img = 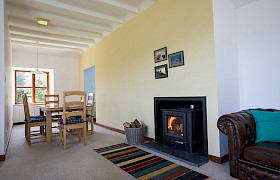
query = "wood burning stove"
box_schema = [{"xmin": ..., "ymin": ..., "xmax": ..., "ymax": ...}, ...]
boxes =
[
  {"xmin": 162, "ymin": 108, "xmax": 203, "ymax": 153},
  {"xmin": 154, "ymin": 97, "xmax": 208, "ymax": 156}
]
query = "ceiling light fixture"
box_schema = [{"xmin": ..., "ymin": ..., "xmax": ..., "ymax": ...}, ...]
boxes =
[
  {"xmin": 32, "ymin": 42, "xmax": 45, "ymax": 74},
  {"xmin": 37, "ymin": 18, "xmax": 49, "ymax": 26}
]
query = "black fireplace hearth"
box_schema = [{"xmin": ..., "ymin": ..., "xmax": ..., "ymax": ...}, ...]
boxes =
[{"xmin": 142, "ymin": 141, "xmax": 208, "ymax": 167}]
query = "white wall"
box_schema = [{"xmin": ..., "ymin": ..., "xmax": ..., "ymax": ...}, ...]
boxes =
[
  {"xmin": 212, "ymin": 0, "xmax": 280, "ymax": 156},
  {"xmin": 12, "ymin": 45, "xmax": 80, "ymax": 106},
  {"xmin": 237, "ymin": 0, "xmax": 280, "ymax": 109},
  {"xmin": 213, "ymin": 0, "xmax": 240, "ymax": 156},
  {"xmin": 4, "ymin": 0, "xmax": 12, "ymax": 153},
  {"xmin": 0, "ymin": 0, "xmax": 13, "ymax": 155},
  {"xmin": 0, "ymin": 0, "xmax": 5, "ymax": 155}
]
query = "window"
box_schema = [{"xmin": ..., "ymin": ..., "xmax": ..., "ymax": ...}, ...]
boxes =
[{"xmin": 15, "ymin": 70, "xmax": 49, "ymax": 104}]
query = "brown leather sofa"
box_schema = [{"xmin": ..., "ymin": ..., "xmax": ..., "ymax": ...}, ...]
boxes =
[{"xmin": 217, "ymin": 109, "xmax": 280, "ymax": 180}]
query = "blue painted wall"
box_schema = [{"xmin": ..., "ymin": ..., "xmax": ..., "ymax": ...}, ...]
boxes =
[{"xmin": 84, "ymin": 66, "xmax": 95, "ymax": 100}]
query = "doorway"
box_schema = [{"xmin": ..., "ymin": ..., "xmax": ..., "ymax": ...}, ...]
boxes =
[
  {"xmin": 84, "ymin": 66, "xmax": 96, "ymax": 118},
  {"xmin": 83, "ymin": 66, "xmax": 95, "ymax": 95}
]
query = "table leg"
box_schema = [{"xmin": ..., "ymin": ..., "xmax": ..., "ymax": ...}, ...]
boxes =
[{"xmin": 46, "ymin": 111, "xmax": 52, "ymax": 143}]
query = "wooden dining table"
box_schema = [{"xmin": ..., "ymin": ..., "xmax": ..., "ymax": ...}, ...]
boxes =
[{"xmin": 39, "ymin": 105, "xmax": 93, "ymax": 143}]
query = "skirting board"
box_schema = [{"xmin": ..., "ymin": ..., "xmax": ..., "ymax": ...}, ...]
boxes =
[
  {"xmin": 13, "ymin": 122, "xmax": 25, "ymax": 126},
  {"xmin": 0, "ymin": 154, "xmax": 5, "ymax": 161},
  {"xmin": 96, "ymin": 123, "xmax": 125, "ymax": 134},
  {"xmin": 95, "ymin": 123, "xmax": 154, "ymax": 142},
  {"xmin": 208, "ymin": 154, "xmax": 229, "ymax": 164},
  {"xmin": 1, "ymin": 123, "xmax": 13, "ymax": 161}
]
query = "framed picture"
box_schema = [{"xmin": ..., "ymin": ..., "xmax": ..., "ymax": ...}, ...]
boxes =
[
  {"xmin": 154, "ymin": 47, "xmax": 167, "ymax": 63},
  {"xmin": 168, "ymin": 51, "xmax": 184, "ymax": 68},
  {"xmin": 155, "ymin": 64, "xmax": 168, "ymax": 79}
]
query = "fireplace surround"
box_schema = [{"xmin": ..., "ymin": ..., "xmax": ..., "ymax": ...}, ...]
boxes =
[{"xmin": 154, "ymin": 97, "xmax": 208, "ymax": 155}]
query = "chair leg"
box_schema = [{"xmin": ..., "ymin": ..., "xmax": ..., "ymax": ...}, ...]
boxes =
[
  {"xmin": 63, "ymin": 127, "xmax": 67, "ymax": 150},
  {"xmin": 25, "ymin": 121, "xmax": 27, "ymax": 138},
  {"xmin": 40, "ymin": 126, "xmax": 44, "ymax": 134},
  {"xmin": 27, "ymin": 125, "xmax": 31, "ymax": 145},
  {"xmin": 59, "ymin": 125, "xmax": 62, "ymax": 145},
  {"xmin": 90, "ymin": 120, "xmax": 94, "ymax": 135},
  {"xmin": 78, "ymin": 129, "xmax": 81, "ymax": 142},
  {"xmin": 83, "ymin": 122, "xmax": 87, "ymax": 146}
]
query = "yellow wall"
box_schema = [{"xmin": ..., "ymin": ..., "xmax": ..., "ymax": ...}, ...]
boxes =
[{"xmin": 80, "ymin": 0, "xmax": 220, "ymax": 156}]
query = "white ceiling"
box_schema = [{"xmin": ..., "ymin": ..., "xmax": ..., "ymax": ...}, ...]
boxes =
[
  {"xmin": 7, "ymin": 0, "xmax": 155, "ymax": 53},
  {"xmin": 7, "ymin": 0, "xmax": 258, "ymax": 55}
]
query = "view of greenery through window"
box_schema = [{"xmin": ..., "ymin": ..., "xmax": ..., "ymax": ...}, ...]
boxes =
[{"xmin": 15, "ymin": 71, "xmax": 49, "ymax": 103}]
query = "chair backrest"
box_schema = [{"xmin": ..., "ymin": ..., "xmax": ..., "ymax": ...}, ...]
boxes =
[
  {"xmin": 45, "ymin": 94, "xmax": 59, "ymax": 108},
  {"xmin": 87, "ymin": 93, "xmax": 95, "ymax": 116},
  {"xmin": 63, "ymin": 91, "xmax": 86, "ymax": 124},
  {"xmin": 22, "ymin": 94, "xmax": 31, "ymax": 122}
]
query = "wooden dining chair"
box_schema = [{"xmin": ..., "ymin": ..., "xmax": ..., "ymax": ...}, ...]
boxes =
[
  {"xmin": 45, "ymin": 94, "xmax": 59, "ymax": 108},
  {"xmin": 59, "ymin": 91, "xmax": 87, "ymax": 150},
  {"xmin": 45, "ymin": 94, "xmax": 62, "ymax": 122},
  {"xmin": 22, "ymin": 93, "xmax": 46, "ymax": 145},
  {"xmin": 86, "ymin": 93, "xmax": 95, "ymax": 134}
]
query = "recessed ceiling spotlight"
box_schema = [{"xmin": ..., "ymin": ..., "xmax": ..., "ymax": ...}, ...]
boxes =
[{"xmin": 37, "ymin": 18, "xmax": 50, "ymax": 26}]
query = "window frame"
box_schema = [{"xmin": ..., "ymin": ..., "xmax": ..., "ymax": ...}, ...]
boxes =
[{"xmin": 15, "ymin": 70, "xmax": 49, "ymax": 104}]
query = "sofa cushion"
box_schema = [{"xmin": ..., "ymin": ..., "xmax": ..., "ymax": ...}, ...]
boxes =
[
  {"xmin": 244, "ymin": 143, "xmax": 280, "ymax": 169},
  {"xmin": 250, "ymin": 110, "xmax": 280, "ymax": 143}
]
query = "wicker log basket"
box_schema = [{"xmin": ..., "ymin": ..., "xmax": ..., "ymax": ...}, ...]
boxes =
[{"xmin": 123, "ymin": 119, "xmax": 146, "ymax": 145}]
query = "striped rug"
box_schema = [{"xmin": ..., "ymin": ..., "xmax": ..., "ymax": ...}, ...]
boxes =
[{"xmin": 94, "ymin": 143, "xmax": 211, "ymax": 180}]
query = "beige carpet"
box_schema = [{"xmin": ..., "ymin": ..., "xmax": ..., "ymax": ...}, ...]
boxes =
[{"xmin": 0, "ymin": 125, "xmax": 236, "ymax": 180}]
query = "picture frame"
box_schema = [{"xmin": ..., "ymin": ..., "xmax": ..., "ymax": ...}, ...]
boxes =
[
  {"xmin": 154, "ymin": 47, "xmax": 167, "ymax": 63},
  {"xmin": 168, "ymin": 51, "xmax": 184, "ymax": 68},
  {"xmin": 155, "ymin": 64, "xmax": 168, "ymax": 79}
]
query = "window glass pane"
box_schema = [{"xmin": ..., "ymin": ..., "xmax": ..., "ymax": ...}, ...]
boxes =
[
  {"xmin": 35, "ymin": 88, "xmax": 47, "ymax": 102},
  {"xmin": 16, "ymin": 88, "xmax": 32, "ymax": 103},
  {"xmin": 16, "ymin": 72, "xmax": 32, "ymax": 87},
  {"xmin": 35, "ymin": 73, "xmax": 47, "ymax": 87}
]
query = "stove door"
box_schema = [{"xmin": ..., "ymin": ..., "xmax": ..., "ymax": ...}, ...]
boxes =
[{"xmin": 162, "ymin": 111, "xmax": 188, "ymax": 146}]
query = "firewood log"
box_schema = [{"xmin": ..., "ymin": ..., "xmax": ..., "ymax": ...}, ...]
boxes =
[
  {"xmin": 123, "ymin": 122, "xmax": 131, "ymax": 128},
  {"xmin": 131, "ymin": 122, "xmax": 137, "ymax": 128},
  {"xmin": 174, "ymin": 124, "xmax": 181, "ymax": 132},
  {"xmin": 133, "ymin": 119, "xmax": 141, "ymax": 128}
]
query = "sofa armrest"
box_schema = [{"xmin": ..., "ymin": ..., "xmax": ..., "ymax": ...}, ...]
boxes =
[{"xmin": 217, "ymin": 110, "xmax": 256, "ymax": 177}]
